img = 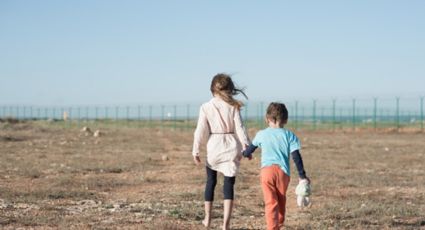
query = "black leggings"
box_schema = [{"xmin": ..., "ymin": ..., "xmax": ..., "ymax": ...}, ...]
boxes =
[{"xmin": 205, "ymin": 166, "xmax": 236, "ymax": 201}]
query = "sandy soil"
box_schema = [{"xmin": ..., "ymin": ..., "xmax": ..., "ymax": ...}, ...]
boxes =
[{"xmin": 0, "ymin": 121, "xmax": 424, "ymax": 229}]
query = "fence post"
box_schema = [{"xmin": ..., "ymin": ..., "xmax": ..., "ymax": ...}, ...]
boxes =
[
  {"xmin": 95, "ymin": 107, "xmax": 98, "ymax": 121},
  {"xmin": 244, "ymin": 104, "xmax": 248, "ymax": 129},
  {"xmin": 173, "ymin": 105, "xmax": 177, "ymax": 130},
  {"xmin": 114, "ymin": 106, "xmax": 118, "ymax": 128},
  {"xmin": 260, "ymin": 102, "xmax": 264, "ymax": 128},
  {"xmin": 396, "ymin": 97, "xmax": 400, "ymax": 132},
  {"xmin": 257, "ymin": 103, "xmax": 260, "ymax": 129},
  {"xmin": 23, "ymin": 106, "xmax": 26, "ymax": 120},
  {"xmin": 68, "ymin": 107, "xmax": 72, "ymax": 126},
  {"xmin": 373, "ymin": 98, "xmax": 377, "ymax": 131},
  {"xmin": 421, "ymin": 97, "xmax": 424, "ymax": 132},
  {"xmin": 85, "ymin": 107, "xmax": 89, "ymax": 123},
  {"xmin": 54, "ymin": 107, "xmax": 58, "ymax": 120},
  {"xmin": 186, "ymin": 104, "xmax": 190, "ymax": 130},
  {"xmin": 352, "ymin": 98, "xmax": 356, "ymax": 131},
  {"xmin": 312, "ymin": 100, "xmax": 317, "ymax": 131},
  {"xmin": 295, "ymin": 101, "xmax": 298, "ymax": 131},
  {"xmin": 60, "ymin": 107, "xmax": 64, "ymax": 121},
  {"xmin": 138, "ymin": 105, "xmax": 141, "ymax": 128},
  {"xmin": 149, "ymin": 105, "xmax": 153, "ymax": 128},
  {"xmin": 77, "ymin": 107, "xmax": 81, "ymax": 125},
  {"xmin": 126, "ymin": 106, "xmax": 130, "ymax": 126},
  {"xmin": 105, "ymin": 106, "xmax": 109, "ymax": 123},
  {"xmin": 332, "ymin": 99, "xmax": 336, "ymax": 132},
  {"xmin": 161, "ymin": 105, "xmax": 165, "ymax": 129}
]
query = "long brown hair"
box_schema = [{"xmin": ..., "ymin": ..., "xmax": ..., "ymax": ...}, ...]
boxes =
[{"xmin": 210, "ymin": 73, "xmax": 248, "ymax": 110}]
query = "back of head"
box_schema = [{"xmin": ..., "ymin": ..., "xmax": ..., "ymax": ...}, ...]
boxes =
[
  {"xmin": 210, "ymin": 73, "xmax": 247, "ymax": 110},
  {"xmin": 266, "ymin": 102, "xmax": 288, "ymax": 124}
]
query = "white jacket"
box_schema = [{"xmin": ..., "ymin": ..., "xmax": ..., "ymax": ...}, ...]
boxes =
[{"xmin": 192, "ymin": 97, "xmax": 250, "ymax": 177}]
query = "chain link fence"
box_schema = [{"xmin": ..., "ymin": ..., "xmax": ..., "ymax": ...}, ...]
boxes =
[{"xmin": 1, "ymin": 97, "xmax": 424, "ymax": 132}]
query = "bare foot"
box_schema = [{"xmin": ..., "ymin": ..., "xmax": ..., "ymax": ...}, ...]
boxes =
[{"xmin": 202, "ymin": 218, "xmax": 210, "ymax": 228}]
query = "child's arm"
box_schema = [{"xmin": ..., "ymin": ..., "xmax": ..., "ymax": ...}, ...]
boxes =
[
  {"xmin": 192, "ymin": 106, "xmax": 210, "ymax": 160},
  {"xmin": 291, "ymin": 150, "xmax": 307, "ymax": 180}
]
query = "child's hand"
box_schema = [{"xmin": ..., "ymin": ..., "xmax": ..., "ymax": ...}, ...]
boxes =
[
  {"xmin": 193, "ymin": 156, "xmax": 201, "ymax": 166},
  {"xmin": 242, "ymin": 150, "xmax": 252, "ymax": 160},
  {"xmin": 299, "ymin": 177, "xmax": 311, "ymax": 184},
  {"xmin": 241, "ymin": 149, "xmax": 252, "ymax": 160}
]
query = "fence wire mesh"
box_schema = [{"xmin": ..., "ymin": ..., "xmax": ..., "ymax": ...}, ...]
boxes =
[{"xmin": 1, "ymin": 97, "xmax": 424, "ymax": 132}]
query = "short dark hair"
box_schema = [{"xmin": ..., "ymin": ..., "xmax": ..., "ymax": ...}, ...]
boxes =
[{"xmin": 266, "ymin": 102, "xmax": 288, "ymax": 124}]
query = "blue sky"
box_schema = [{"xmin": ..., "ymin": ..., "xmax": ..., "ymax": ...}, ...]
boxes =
[{"xmin": 1, "ymin": 1, "xmax": 424, "ymax": 105}]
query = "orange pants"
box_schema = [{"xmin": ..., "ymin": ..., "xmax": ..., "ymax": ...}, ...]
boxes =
[{"xmin": 261, "ymin": 165, "xmax": 290, "ymax": 230}]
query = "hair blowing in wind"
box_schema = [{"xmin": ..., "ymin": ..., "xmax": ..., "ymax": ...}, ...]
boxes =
[{"xmin": 210, "ymin": 73, "xmax": 248, "ymax": 110}]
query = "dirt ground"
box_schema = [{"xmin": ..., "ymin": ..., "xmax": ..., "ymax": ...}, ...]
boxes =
[{"xmin": 0, "ymin": 121, "xmax": 424, "ymax": 229}]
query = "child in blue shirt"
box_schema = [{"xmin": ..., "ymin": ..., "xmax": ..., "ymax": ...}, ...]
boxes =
[{"xmin": 243, "ymin": 102, "xmax": 309, "ymax": 230}]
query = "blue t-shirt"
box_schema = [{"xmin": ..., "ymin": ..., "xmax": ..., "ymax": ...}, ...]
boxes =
[{"xmin": 252, "ymin": 127, "xmax": 301, "ymax": 176}]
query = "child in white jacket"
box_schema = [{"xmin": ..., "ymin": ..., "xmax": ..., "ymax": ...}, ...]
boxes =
[{"xmin": 192, "ymin": 73, "xmax": 250, "ymax": 230}]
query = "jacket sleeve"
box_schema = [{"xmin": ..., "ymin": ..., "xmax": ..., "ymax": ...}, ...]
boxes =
[
  {"xmin": 234, "ymin": 108, "xmax": 250, "ymax": 148},
  {"xmin": 291, "ymin": 150, "xmax": 307, "ymax": 179},
  {"xmin": 192, "ymin": 105, "xmax": 210, "ymax": 156}
]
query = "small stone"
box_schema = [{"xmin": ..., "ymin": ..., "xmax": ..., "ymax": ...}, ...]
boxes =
[
  {"xmin": 93, "ymin": 130, "xmax": 102, "ymax": 137},
  {"xmin": 161, "ymin": 155, "xmax": 169, "ymax": 161},
  {"xmin": 81, "ymin": 127, "xmax": 93, "ymax": 136},
  {"xmin": 81, "ymin": 126, "xmax": 92, "ymax": 132},
  {"xmin": 0, "ymin": 199, "xmax": 11, "ymax": 209}
]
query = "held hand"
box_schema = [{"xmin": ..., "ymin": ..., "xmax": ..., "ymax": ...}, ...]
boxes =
[
  {"xmin": 193, "ymin": 155, "xmax": 201, "ymax": 166},
  {"xmin": 241, "ymin": 149, "xmax": 252, "ymax": 160},
  {"xmin": 243, "ymin": 144, "xmax": 249, "ymax": 152}
]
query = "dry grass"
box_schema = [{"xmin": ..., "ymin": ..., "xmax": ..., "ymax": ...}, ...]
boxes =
[{"xmin": 0, "ymin": 121, "xmax": 424, "ymax": 229}]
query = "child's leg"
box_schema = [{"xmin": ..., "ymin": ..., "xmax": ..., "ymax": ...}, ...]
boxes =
[
  {"xmin": 223, "ymin": 176, "xmax": 235, "ymax": 200},
  {"xmin": 261, "ymin": 165, "xmax": 279, "ymax": 230},
  {"xmin": 205, "ymin": 167, "xmax": 217, "ymax": 201},
  {"xmin": 276, "ymin": 170, "xmax": 290, "ymax": 227},
  {"xmin": 222, "ymin": 176, "xmax": 236, "ymax": 230},
  {"xmin": 204, "ymin": 167, "xmax": 217, "ymax": 227},
  {"xmin": 203, "ymin": 201, "xmax": 212, "ymax": 228}
]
